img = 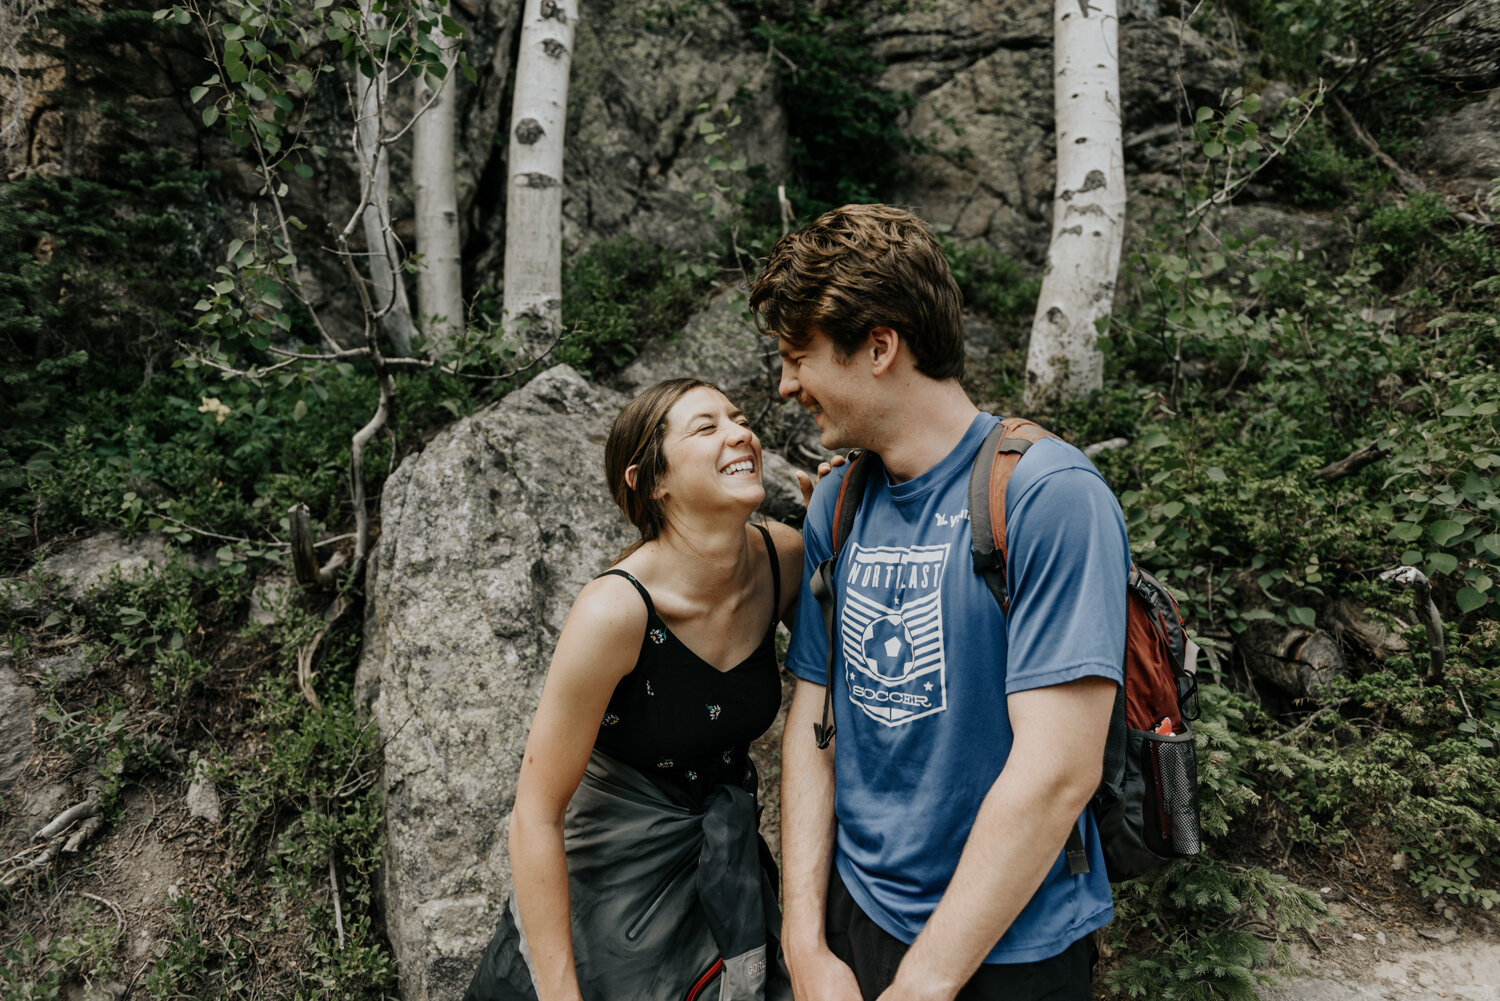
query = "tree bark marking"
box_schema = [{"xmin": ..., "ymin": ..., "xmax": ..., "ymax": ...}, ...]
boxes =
[{"xmin": 515, "ymin": 118, "xmax": 545, "ymax": 144}]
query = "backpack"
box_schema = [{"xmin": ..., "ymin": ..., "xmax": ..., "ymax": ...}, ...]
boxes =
[{"xmin": 808, "ymin": 417, "xmax": 1202, "ymax": 881}]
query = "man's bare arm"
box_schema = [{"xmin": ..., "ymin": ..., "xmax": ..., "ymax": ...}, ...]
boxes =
[
  {"xmin": 780, "ymin": 677, "xmax": 863, "ymax": 1001},
  {"xmin": 879, "ymin": 676, "xmax": 1117, "ymax": 1001}
]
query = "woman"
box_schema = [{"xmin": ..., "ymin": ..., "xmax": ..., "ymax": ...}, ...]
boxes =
[{"xmin": 465, "ymin": 379, "xmax": 802, "ymax": 1001}]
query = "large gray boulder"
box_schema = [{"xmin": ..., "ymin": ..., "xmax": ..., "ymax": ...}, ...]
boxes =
[{"xmin": 357, "ymin": 365, "xmax": 633, "ymax": 1001}]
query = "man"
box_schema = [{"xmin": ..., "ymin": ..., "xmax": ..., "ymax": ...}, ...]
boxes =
[{"xmin": 750, "ymin": 204, "xmax": 1129, "ymax": 1001}]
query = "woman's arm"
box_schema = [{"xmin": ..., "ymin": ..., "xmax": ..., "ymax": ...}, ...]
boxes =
[{"xmin": 508, "ymin": 575, "xmax": 645, "ymax": 1001}]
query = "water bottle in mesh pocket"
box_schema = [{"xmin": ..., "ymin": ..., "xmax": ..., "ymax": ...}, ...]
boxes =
[
  {"xmin": 1142, "ymin": 730, "xmax": 1202, "ymax": 859},
  {"xmin": 1099, "ymin": 725, "xmax": 1203, "ymax": 880}
]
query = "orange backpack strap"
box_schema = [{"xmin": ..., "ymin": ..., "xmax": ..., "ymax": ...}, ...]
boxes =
[
  {"xmin": 809, "ymin": 449, "xmax": 877, "ymax": 749},
  {"xmin": 967, "ymin": 418, "xmax": 1061, "ymax": 613}
]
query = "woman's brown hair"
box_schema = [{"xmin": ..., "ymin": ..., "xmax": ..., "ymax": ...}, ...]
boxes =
[{"xmin": 604, "ymin": 378, "xmax": 719, "ymax": 564}]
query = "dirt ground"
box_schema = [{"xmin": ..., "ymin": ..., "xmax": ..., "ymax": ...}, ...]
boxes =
[{"xmin": 1258, "ymin": 900, "xmax": 1500, "ymax": 1001}]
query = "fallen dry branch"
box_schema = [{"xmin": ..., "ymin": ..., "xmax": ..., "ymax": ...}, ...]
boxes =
[
  {"xmin": 1379, "ymin": 565, "xmax": 1445, "ymax": 684},
  {"xmin": 34, "ymin": 789, "xmax": 100, "ymax": 840},
  {"xmin": 291, "ymin": 502, "xmax": 350, "ymax": 591},
  {"xmin": 1334, "ymin": 97, "xmax": 1495, "ymax": 229},
  {"xmin": 1314, "ymin": 440, "xmax": 1384, "ymax": 480},
  {"xmin": 63, "ymin": 814, "xmax": 105, "ymax": 853},
  {"xmin": 296, "ymin": 594, "xmax": 351, "ymax": 712}
]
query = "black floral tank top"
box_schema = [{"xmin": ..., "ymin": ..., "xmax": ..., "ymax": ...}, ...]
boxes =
[{"xmin": 593, "ymin": 523, "xmax": 783, "ymax": 803}]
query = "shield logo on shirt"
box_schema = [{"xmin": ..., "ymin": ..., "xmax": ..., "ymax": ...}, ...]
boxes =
[{"xmin": 840, "ymin": 543, "xmax": 949, "ymax": 726}]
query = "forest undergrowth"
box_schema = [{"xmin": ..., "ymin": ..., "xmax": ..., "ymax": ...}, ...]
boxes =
[{"xmin": 2, "ymin": 1, "xmax": 1498, "ymax": 999}]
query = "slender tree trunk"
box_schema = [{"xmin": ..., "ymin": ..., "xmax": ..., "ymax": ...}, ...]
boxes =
[
  {"xmin": 355, "ymin": 0, "xmax": 417, "ymax": 357},
  {"xmin": 504, "ymin": 0, "xmax": 576, "ymax": 357},
  {"xmin": 412, "ymin": 3, "xmax": 464, "ymax": 357},
  {"xmin": 1024, "ymin": 0, "xmax": 1125, "ymax": 412}
]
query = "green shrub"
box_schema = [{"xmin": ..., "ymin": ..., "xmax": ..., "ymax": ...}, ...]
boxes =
[
  {"xmin": 553, "ymin": 237, "xmax": 710, "ymax": 376},
  {"xmin": 738, "ymin": 0, "xmax": 920, "ymax": 216},
  {"xmin": 943, "ymin": 241, "xmax": 1041, "ymax": 329},
  {"xmin": 0, "ymin": 150, "xmax": 214, "ymax": 556},
  {"xmin": 1360, "ymin": 190, "xmax": 1451, "ymax": 273}
]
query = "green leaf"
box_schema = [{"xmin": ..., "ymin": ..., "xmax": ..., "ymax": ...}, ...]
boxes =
[
  {"xmin": 292, "ymin": 398, "xmax": 307, "ymax": 421},
  {"xmin": 1202, "ymin": 141, "xmax": 1224, "ymax": 158},
  {"xmin": 222, "ymin": 23, "xmax": 245, "ymax": 41},
  {"xmin": 1162, "ymin": 501, "xmax": 1185, "ymax": 518},
  {"xmin": 1287, "ymin": 606, "xmax": 1316, "ymax": 627},
  {"xmin": 1141, "ymin": 430, "xmax": 1170, "ymax": 450},
  {"xmin": 1429, "ymin": 520, "xmax": 1463, "ymax": 546},
  {"xmin": 1455, "ymin": 587, "xmax": 1488, "ymax": 614},
  {"xmin": 1392, "ymin": 522, "xmax": 1422, "ymax": 542},
  {"xmin": 1206, "ymin": 466, "xmax": 1228, "ymax": 483},
  {"xmin": 190, "ymin": 85, "xmax": 209, "ymax": 104},
  {"xmin": 293, "ymin": 162, "xmax": 313, "ymax": 179},
  {"xmin": 1426, "ymin": 552, "xmax": 1459, "ymax": 576},
  {"xmin": 1478, "ymin": 534, "xmax": 1500, "ymax": 556},
  {"xmin": 202, "ymin": 105, "xmax": 220, "ymax": 127}
]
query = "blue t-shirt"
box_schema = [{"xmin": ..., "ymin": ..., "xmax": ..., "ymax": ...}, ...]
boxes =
[{"xmin": 787, "ymin": 413, "xmax": 1130, "ymax": 964}]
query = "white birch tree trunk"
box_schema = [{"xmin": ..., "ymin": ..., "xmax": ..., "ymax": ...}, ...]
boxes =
[
  {"xmin": 412, "ymin": 7, "xmax": 464, "ymax": 358},
  {"xmin": 1024, "ymin": 0, "xmax": 1126, "ymax": 412},
  {"xmin": 355, "ymin": 0, "xmax": 417, "ymax": 357},
  {"xmin": 504, "ymin": 0, "xmax": 576, "ymax": 357}
]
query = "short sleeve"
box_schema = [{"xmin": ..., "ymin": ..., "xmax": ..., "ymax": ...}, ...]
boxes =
[{"xmin": 1002, "ymin": 457, "xmax": 1130, "ymax": 694}]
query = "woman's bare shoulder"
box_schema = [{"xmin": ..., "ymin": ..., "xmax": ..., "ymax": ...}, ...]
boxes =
[{"xmin": 571, "ymin": 571, "xmax": 651, "ymax": 633}]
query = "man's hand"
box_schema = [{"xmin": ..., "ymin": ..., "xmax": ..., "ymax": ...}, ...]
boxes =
[
  {"xmin": 795, "ymin": 453, "xmax": 848, "ymax": 506},
  {"xmin": 786, "ymin": 943, "xmax": 864, "ymax": 1001}
]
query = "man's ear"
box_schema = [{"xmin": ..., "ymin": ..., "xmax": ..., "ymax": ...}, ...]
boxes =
[
  {"xmin": 868, "ymin": 326, "xmax": 901, "ymax": 376},
  {"xmin": 624, "ymin": 464, "xmax": 640, "ymax": 491}
]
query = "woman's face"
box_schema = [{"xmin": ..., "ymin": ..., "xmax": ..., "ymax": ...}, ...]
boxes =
[{"xmin": 651, "ymin": 386, "xmax": 764, "ymax": 513}]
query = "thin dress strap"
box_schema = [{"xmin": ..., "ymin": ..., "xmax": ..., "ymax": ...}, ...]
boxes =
[
  {"xmin": 751, "ymin": 522, "xmax": 781, "ymax": 624},
  {"xmin": 596, "ymin": 568, "xmax": 657, "ymax": 619}
]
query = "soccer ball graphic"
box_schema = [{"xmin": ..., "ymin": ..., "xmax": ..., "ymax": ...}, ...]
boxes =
[{"xmin": 860, "ymin": 614, "xmax": 915, "ymax": 683}]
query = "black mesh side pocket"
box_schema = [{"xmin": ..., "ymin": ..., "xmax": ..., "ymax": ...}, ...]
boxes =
[{"xmin": 1140, "ymin": 729, "xmax": 1201, "ymax": 859}]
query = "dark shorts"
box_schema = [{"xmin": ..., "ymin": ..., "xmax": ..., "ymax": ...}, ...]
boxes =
[{"xmin": 824, "ymin": 867, "xmax": 1096, "ymax": 1001}]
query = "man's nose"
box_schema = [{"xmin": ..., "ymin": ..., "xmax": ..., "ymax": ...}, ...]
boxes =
[{"xmin": 777, "ymin": 358, "xmax": 797, "ymax": 399}]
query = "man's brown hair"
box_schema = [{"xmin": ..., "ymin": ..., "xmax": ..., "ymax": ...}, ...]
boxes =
[{"xmin": 748, "ymin": 203, "xmax": 965, "ymax": 380}]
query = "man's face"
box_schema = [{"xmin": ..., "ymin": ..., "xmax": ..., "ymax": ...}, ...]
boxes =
[{"xmin": 777, "ymin": 327, "xmax": 867, "ymax": 450}]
